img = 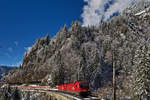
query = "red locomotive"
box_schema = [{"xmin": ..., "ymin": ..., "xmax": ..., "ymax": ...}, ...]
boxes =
[{"xmin": 56, "ymin": 81, "xmax": 89, "ymax": 95}]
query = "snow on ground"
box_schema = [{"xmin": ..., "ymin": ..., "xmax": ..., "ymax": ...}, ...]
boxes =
[{"xmin": 135, "ymin": 10, "xmax": 146, "ymax": 16}]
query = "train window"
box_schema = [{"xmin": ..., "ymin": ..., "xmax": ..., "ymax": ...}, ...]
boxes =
[{"xmin": 80, "ymin": 83, "xmax": 89, "ymax": 89}]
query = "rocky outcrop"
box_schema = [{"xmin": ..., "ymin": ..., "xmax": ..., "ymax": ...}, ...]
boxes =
[{"xmin": 4, "ymin": 23, "xmax": 102, "ymax": 88}]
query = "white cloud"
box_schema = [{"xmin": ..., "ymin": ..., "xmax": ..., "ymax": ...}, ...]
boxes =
[{"xmin": 81, "ymin": 0, "xmax": 141, "ymax": 26}]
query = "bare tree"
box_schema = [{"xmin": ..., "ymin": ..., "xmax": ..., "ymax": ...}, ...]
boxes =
[
  {"xmin": 112, "ymin": 48, "xmax": 116, "ymax": 100},
  {"xmin": 111, "ymin": 32, "xmax": 119, "ymax": 100}
]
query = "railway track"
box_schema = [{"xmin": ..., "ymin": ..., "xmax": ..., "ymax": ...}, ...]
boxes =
[
  {"xmin": 0, "ymin": 85, "xmax": 100, "ymax": 100},
  {"xmin": 20, "ymin": 86, "xmax": 100, "ymax": 100}
]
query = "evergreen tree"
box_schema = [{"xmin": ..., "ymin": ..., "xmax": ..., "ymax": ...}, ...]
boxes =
[{"xmin": 133, "ymin": 42, "xmax": 150, "ymax": 99}]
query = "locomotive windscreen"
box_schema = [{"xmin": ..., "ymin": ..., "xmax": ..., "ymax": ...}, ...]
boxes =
[{"xmin": 80, "ymin": 83, "xmax": 89, "ymax": 89}]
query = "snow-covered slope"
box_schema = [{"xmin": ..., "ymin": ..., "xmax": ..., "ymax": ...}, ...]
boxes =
[{"xmin": 123, "ymin": 0, "xmax": 150, "ymax": 15}]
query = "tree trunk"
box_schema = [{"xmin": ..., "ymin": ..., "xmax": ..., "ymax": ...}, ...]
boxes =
[{"xmin": 112, "ymin": 50, "xmax": 116, "ymax": 100}]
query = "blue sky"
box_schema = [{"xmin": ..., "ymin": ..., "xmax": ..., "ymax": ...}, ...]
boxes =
[
  {"xmin": 0, "ymin": 0, "xmax": 84, "ymax": 66},
  {"xmin": 0, "ymin": 0, "xmax": 140, "ymax": 66}
]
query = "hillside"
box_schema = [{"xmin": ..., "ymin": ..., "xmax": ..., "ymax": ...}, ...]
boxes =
[
  {"xmin": 3, "ymin": 0, "xmax": 150, "ymax": 99},
  {"xmin": 0, "ymin": 66, "xmax": 17, "ymax": 80}
]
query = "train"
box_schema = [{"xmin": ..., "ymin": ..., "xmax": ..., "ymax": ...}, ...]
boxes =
[
  {"xmin": 56, "ymin": 81, "xmax": 90, "ymax": 95},
  {"xmin": 4, "ymin": 81, "xmax": 90, "ymax": 96}
]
